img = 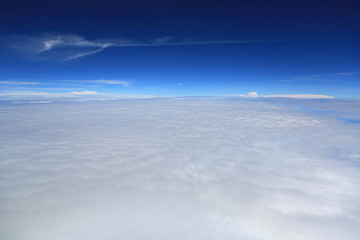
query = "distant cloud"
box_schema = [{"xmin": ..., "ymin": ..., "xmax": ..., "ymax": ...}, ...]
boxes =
[
  {"xmin": 3, "ymin": 33, "xmax": 277, "ymax": 61},
  {"xmin": 231, "ymin": 92, "xmax": 334, "ymax": 99},
  {"xmin": 247, "ymin": 92, "xmax": 258, "ymax": 97},
  {"xmin": 0, "ymin": 79, "xmax": 135, "ymax": 99},
  {"xmin": 329, "ymin": 72, "xmax": 356, "ymax": 76},
  {"xmin": 72, "ymin": 80, "xmax": 133, "ymax": 86},
  {"xmin": 263, "ymin": 94, "xmax": 334, "ymax": 99},
  {"xmin": 0, "ymin": 80, "xmax": 134, "ymax": 96},
  {"xmin": 0, "ymin": 90, "xmax": 99, "ymax": 98},
  {"xmin": 281, "ymin": 72, "xmax": 356, "ymax": 82},
  {"xmin": 231, "ymin": 92, "xmax": 258, "ymax": 97},
  {"xmin": 0, "ymin": 81, "xmax": 39, "ymax": 85},
  {"xmin": 146, "ymin": 83, "xmax": 183, "ymax": 90},
  {"xmin": 0, "ymin": 91, "xmax": 159, "ymax": 100},
  {"xmin": 70, "ymin": 91, "xmax": 99, "ymax": 95}
]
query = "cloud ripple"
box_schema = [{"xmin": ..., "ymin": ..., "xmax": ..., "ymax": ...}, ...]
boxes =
[{"xmin": 0, "ymin": 99, "xmax": 359, "ymax": 240}]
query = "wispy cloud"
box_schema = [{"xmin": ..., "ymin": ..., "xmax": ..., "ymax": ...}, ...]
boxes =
[
  {"xmin": 72, "ymin": 80, "xmax": 133, "ymax": 86},
  {"xmin": 3, "ymin": 33, "xmax": 276, "ymax": 61},
  {"xmin": 0, "ymin": 81, "xmax": 39, "ymax": 85},
  {"xmin": 3, "ymin": 33, "xmax": 115, "ymax": 61},
  {"xmin": 0, "ymin": 90, "xmax": 99, "ymax": 97},
  {"xmin": 146, "ymin": 83, "xmax": 183, "ymax": 90},
  {"xmin": 281, "ymin": 72, "xmax": 356, "ymax": 82},
  {"xmin": 0, "ymin": 90, "xmax": 159, "ymax": 100},
  {"xmin": 0, "ymin": 79, "xmax": 134, "ymax": 98},
  {"xmin": 263, "ymin": 94, "xmax": 334, "ymax": 99},
  {"xmin": 0, "ymin": 79, "xmax": 134, "ymax": 89},
  {"xmin": 232, "ymin": 92, "xmax": 334, "ymax": 99},
  {"xmin": 70, "ymin": 91, "xmax": 99, "ymax": 95},
  {"xmin": 329, "ymin": 72, "xmax": 356, "ymax": 76},
  {"xmin": 232, "ymin": 92, "xmax": 259, "ymax": 97}
]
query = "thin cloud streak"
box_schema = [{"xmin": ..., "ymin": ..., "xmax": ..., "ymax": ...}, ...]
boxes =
[
  {"xmin": 64, "ymin": 47, "xmax": 108, "ymax": 61},
  {"xmin": 263, "ymin": 94, "xmax": 334, "ymax": 99},
  {"xmin": 0, "ymin": 90, "xmax": 99, "ymax": 97},
  {"xmin": 0, "ymin": 79, "xmax": 134, "ymax": 88},
  {"xmin": 3, "ymin": 33, "xmax": 280, "ymax": 61},
  {"xmin": 232, "ymin": 92, "xmax": 333, "ymax": 99},
  {"xmin": 146, "ymin": 83, "xmax": 183, "ymax": 90},
  {"xmin": 281, "ymin": 72, "xmax": 357, "ymax": 82},
  {"xmin": 0, "ymin": 91, "xmax": 158, "ymax": 100},
  {"xmin": 0, "ymin": 81, "xmax": 39, "ymax": 85},
  {"xmin": 72, "ymin": 80, "xmax": 134, "ymax": 86}
]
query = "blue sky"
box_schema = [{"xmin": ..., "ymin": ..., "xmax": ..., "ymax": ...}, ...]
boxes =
[{"xmin": 0, "ymin": 0, "xmax": 359, "ymax": 98}]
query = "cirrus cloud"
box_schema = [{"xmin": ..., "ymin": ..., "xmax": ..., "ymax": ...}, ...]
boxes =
[{"xmin": 2, "ymin": 33, "xmax": 278, "ymax": 61}]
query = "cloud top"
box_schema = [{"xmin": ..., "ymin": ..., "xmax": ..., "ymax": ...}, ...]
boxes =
[
  {"xmin": 247, "ymin": 92, "xmax": 258, "ymax": 97},
  {"xmin": 0, "ymin": 99, "xmax": 359, "ymax": 240}
]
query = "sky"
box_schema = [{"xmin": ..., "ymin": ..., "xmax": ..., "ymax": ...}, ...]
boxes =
[
  {"xmin": 0, "ymin": 0, "xmax": 359, "ymax": 98},
  {"xmin": 1, "ymin": 98, "xmax": 360, "ymax": 240}
]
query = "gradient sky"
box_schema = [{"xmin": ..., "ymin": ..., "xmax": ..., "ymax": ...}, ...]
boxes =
[{"xmin": 0, "ymin": 0, "xmax": 359, "ymax": 98}]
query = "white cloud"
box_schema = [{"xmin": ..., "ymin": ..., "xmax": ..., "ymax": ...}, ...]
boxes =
[
  {"xmin": 4, "ymin": 33, "xmax": 115, "ymax": 61},
  {"xmin": 64, "ymin": 47, "xmax": 108, "ymax": 61},
  {"xmin": 0, "ymin": 81, "xmax": 39, "ymax": 85},
  {"xmin": 263, "ymin": 94, "xmax": 334, "ymax": 99},
  {"xmin": 230, "ymin": 92, "xmax": 258, "ymax": 97},
  {"xmin": 73, "ymin": 80, "xmax": 133, "ymax": 86},
  {"xmin": 231, "ymin": 94, "xmax": 247, "ymax": 97},
  {"xmin": 281, "ymin": 72, "xmax": 356, "ymax": 82},
  {"xmin": 4, "ymin": 33, "xmax": 273, "ymax": 61},
  {"xmin": 0, "ymin": 91, "xmax": 158, "ymax": 100},
  {"xmin": 146, "ymin": 83, "xmax": 183, "ymax": 90},
  {"xmin": 0, "ymin": 98, "xmax": 359, "ymax": 240},
  {"xmin": 0, "ymin": 90, "xmax": 99, "ymax": 98},
  {"xmin": 38, "ymin": 35, "xmax": 113, "ymax": 52},
  {"xmin": 247, "ymin": 92, "xmax": 258, "ymax": 97},
  {"xmin": 41, "ymin": 39, "xmax": 63, "ymax": 51},
  {"xmin": 330, "ymin": 72, "xmax": 356, "ymax": 76},
  {"xmin": 70, "ymin": 91, "xmax": 99, "ymax": 95},
  {"xmin": 0, "ymin": 91, "xmax": 44, "ymax": 96}
]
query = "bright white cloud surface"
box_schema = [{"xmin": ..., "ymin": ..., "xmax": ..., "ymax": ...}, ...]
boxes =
[{"xmin": 0, "ymin": 98, "xmax": 360, "ymax": 240}]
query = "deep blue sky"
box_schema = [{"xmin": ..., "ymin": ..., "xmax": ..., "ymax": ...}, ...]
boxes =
[{"xmin": 0, "ymin": 0, "xmax": 359, "ymax": 98}]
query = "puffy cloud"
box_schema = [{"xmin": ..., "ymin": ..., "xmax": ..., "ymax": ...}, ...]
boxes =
[
  {"xmin": 230, "ymin": 92, "xmax": 258, "ymax": 97},
  {"xmin": 247, "ymin": 92, "xmax": 258, "ymax": 97},
  {"xmin": 0, "ymin": 98, "xmax": 359, "ymax": 240}
]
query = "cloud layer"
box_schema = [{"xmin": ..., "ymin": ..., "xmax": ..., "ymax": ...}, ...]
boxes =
[
  {"xmin": 0, "ymin": 99, "xmax": 360, "ymax": 240},
  {"xmin": 263, "ymin": 94, "xmax": 334, "ymax": 98},
  {"xmin": 232, "ymin": 92, "xmax": 333, "ymax": 99}
]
